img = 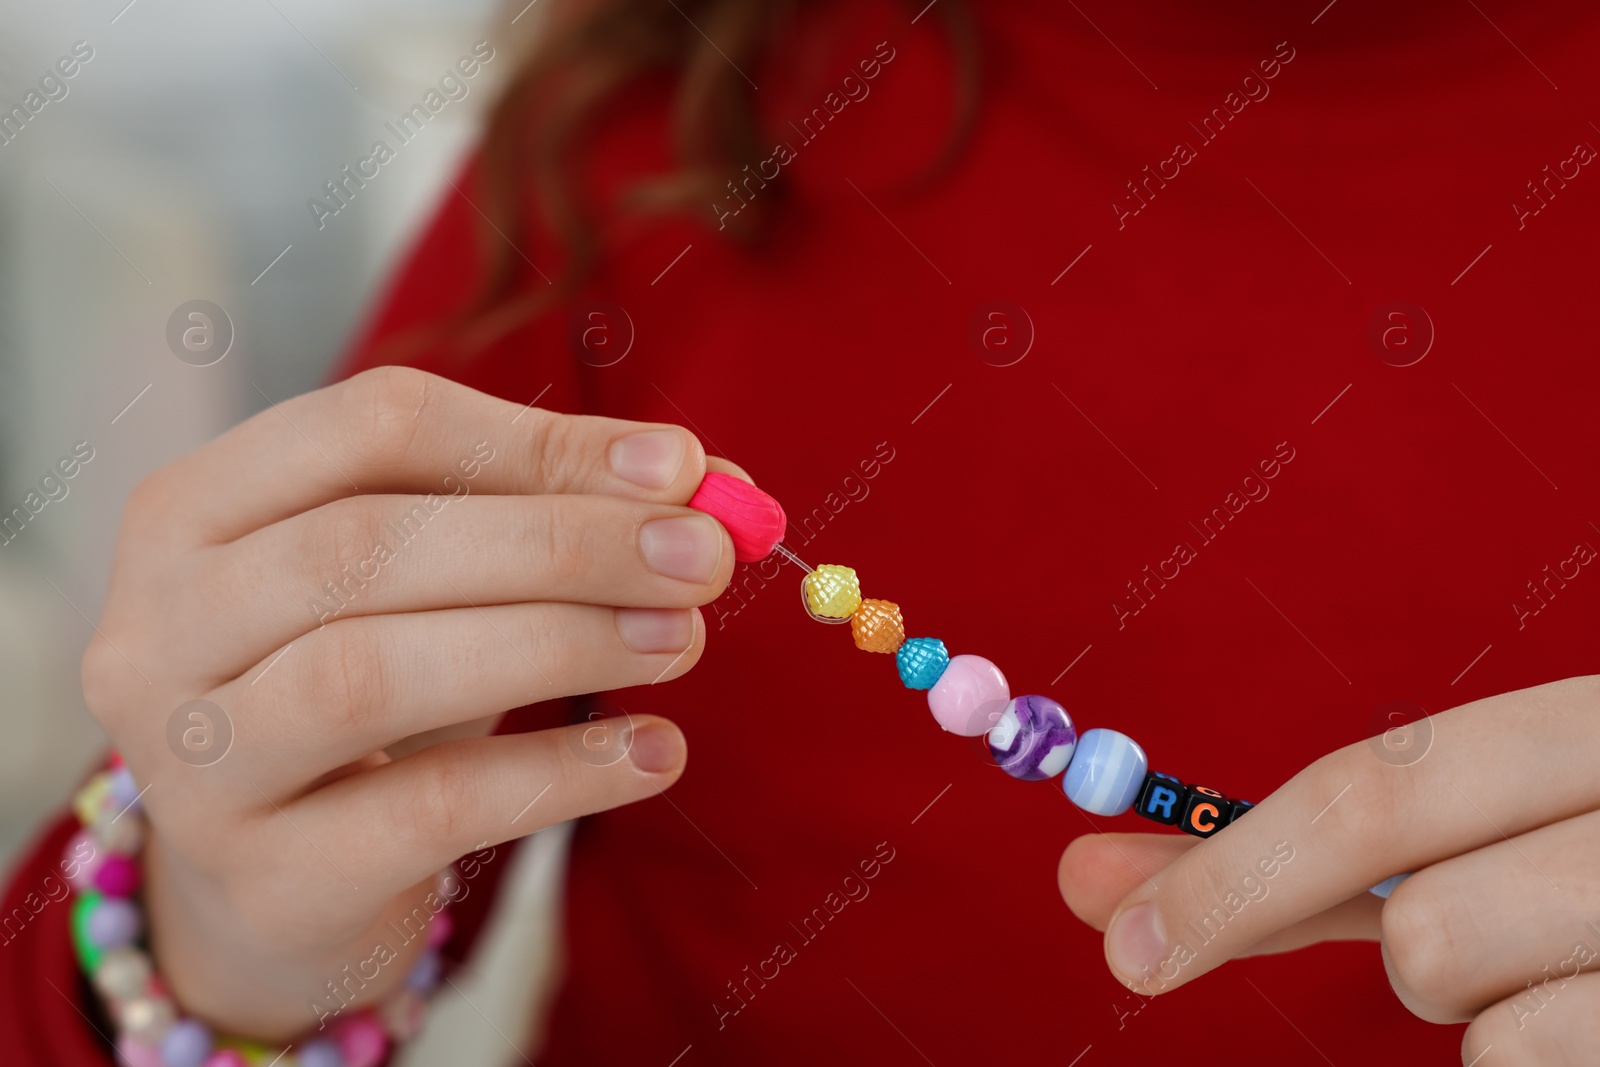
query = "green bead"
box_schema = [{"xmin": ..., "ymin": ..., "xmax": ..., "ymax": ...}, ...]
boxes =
[{"xmin": 70, "ymin": 890, "xmax": 105, "ymax": 972}]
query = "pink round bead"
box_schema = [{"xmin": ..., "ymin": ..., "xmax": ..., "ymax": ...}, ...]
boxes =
[
  {"xmin": 335, "ymin": 1013, "xmax": 390, "ymax": 1067},
  {"xmin": 201, "ymin": 1052, "xmax": 250, "ymax": 1067},
  {"xmin": 114, "ymin": 1038, "xmax": 164, "ymax": 1067},
  {"xmin": 927, "ymin": 655, "xmax": 1010, "ymax": 736},
  {"xmin": 63, "ymin": 829, "xmax": 104, "ymax": 891},
  {"xmin": 94, "ymin": 854, "xmax": 143, "ymax": 897},
  {"xmin": 425, "ymin": 909, "xmax": 454, "ymax": 949}
]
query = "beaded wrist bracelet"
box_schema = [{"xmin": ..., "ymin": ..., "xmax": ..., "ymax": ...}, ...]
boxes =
[
  {"xmin": 687, "ymin": 473, "xmax": 1406, "ymax": 895},
  {"xmin": 65, "ymin": 756, "xmax": 452, "ymax": 1067}
]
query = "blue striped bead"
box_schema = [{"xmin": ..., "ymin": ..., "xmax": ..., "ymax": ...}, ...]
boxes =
[
  {"xmin": 1061, "ymin": 729, "xmax": 1148, "ymax": 816},
  {"xmin": 896, "ymin": 637, "xmax": 949, "ymax": 689}
]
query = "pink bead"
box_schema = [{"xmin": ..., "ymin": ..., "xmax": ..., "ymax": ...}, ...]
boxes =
[
  {"xmin": 687, "ymin": 472, "xmax": 787, "ymax": 563},
  {"xmin": 114, "ymin": 1038, "xmax": 164, "ymax": 1067},
  {"xmin": 425, "ymin": 909, "xmax": 454, "ymax": 949},
  {"xmin": 63, "ymin": 830, "xmax": 104, "ymax": 891},
  {"xmin": 927, "ymin": 655, "xmax": 1010, "ymax": 736},
  {"xmin": 94, "ymin": 854, "xmax": 142, "ymax": 897},
  {"xmin": 201, "ymin": 1052, "xmax": 250, "ymax": 1067},
  {"xmin": 335, "ymin": 1013, "xmax": 390, "ymax": 1067}
]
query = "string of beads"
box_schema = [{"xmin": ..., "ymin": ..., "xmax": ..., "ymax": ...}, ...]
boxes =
[
  {"xmin": 798, "ymin": 558, "xmax": 1256, "ymax": 834},
  {"xmin": 687, "ymin": 473, "xmax": 1407, "ymax": 897}
]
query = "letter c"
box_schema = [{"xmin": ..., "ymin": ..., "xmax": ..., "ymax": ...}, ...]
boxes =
[{"xmin": 1189, "ymin": 803, "xmax": 1219, "ymax": 833}]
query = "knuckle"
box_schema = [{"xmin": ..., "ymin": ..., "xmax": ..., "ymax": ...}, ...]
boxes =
[
  {"xmin": 337, "ymin": 366, "xmax": 434, "ymax": 468},
  {"xmin": 124, "ymin": 467, "xmax": 176, "ymax": 521},
  {"xmin": 1461, "ymin": 1006, "xmax": 1537, "ymax": 1066},
  {"xmin": 527, "ymin": 498, "xmax": 592, "ymax": 580},
  {"xmin": 299, "ymin": 499, "xmax": 389, "ymax": 592},
  {"xmin": 408, "ymin": 744, "xmax": 477, "ymax": 845},
  {"xmin": 302, "ymin": 621, "xmax": 389, "ymax": 734},
  {"xmin": 528, "ymin": 410, "xmax": 584, "ymax": 493},
  {"xmin": 1380, "ymin": 873, "xmax": 1478, "ymax": 1012},
  {"xmin": 80, "ymin": 635, "xmax": 134, "ymax": 726},
  {"xmin": 1298, "ymin": 742, "xmax": 1422, "ymax": 840}
]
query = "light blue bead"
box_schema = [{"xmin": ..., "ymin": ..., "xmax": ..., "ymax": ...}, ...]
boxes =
[
  {"xmin": 1062, "ymin": 728, "xmax": 1147, "ymax": 816},
  {"xmin": 896, "ymin": 637, "xmax": 949, "ymax": 690},
  {"xmin": 1369, "ymin": 873, "xmax": 1410, "ymax": 899}
]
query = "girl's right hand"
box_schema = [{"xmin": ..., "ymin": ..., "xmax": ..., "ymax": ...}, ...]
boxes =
[{"xmin": 81, "ymin": 367, "xmax": 734, "ymax": 1039}]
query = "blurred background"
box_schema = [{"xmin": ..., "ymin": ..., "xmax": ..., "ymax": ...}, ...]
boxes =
[{"xmin": 0, "ymin": 0, "xmax": 562, "ymax": 1059}]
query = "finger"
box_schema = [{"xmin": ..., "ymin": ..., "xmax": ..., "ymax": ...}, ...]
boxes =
[
  {"xmin": 297, "ymin": 716, "xmax": 687, "ymax": 897},
  {"xmin": 705, "ymin": 455, "xmax": 754, "ymax": 483},
  {"xmin": 224, "ymin": 602, "xmax": 705, "ymax": 788},
  {"xmin": 1464, "ymin": 970, "xmax": 1600, "ymax": 1066},
  {"xmin": 1234, "ymin": 893, "xmax": 1383, "ymax": 956},
  {"xmin": 192, "ymin": 494, "xmax": 731, "ymax": 676},
  {"xmin": 1059, "ymin": 832, "xmax": 1380, "ymax": 951},
  {"xmin": 1378, "ymin": 806, "xmax": 1600, "ymax": 1022},
  {"xmin": 136, "ymin": 367, "xmax": 708, "ymax": 545},
  {"xmin": 1099, "ymin": 675, "xmax": 1600, "ymax": 995},
  {"xmin": 1058, "ymin": 833, "xmax": 1198, "ymax": 930}
]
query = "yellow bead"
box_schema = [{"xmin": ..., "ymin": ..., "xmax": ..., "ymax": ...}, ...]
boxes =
[
  {"xmin": 851, "ymin": 598, "xmax": 905, "ymax": 654},
  {"xmin": 803, "ymin": 565, "xmax": 862, "ymax": 619},
  {"xmin": 72, "ymin": 773, "xmax": 111, "ymax": 828}
]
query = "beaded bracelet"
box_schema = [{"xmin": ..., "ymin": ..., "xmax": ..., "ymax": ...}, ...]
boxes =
[
  {"xmin": 687, "ymin": 473, "xmax": 1406, "ymax": 895},
  {"xmin": 65, "ymin": 756, "xmax": 452, "ymax": 1067}
]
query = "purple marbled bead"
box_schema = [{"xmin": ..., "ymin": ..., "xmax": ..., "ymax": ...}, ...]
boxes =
[{"xmin": 987, "ymin": 695, "xmax": 1077, "ymax": 781}]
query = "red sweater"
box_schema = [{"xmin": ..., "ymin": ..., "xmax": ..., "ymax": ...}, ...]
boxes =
[{"xmin": 9, "ymin": 1, "xmax": 1600, "ymax": 1062}]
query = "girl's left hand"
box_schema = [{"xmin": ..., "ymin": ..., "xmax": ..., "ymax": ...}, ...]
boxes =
[{"xmin": 1057, "ymin": 674, "xmax": 1600, "ymax": 1066}]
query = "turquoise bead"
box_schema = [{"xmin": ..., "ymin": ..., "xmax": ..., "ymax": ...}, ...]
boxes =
[
  {"xmin": 1062, "ymin": 729, "xmax": 1148, "ymax": 816},
  {"xmin": 896, "ymin": 638, "xmax": 949, "ymax": 689}
]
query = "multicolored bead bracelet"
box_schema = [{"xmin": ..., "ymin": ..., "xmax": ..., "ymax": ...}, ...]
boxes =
[{"xmin": 65, "ymin": 756, "xmax": 452, "ymax": 1067}]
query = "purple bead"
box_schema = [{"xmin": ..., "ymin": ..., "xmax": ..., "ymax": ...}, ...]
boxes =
[
  {"xmin": 159, "ymin": 1019, "xmax": 213, "ymax": 1067},
  {"xmin": 405, "ymin": 950, "xmax": 441, "ymax": 994},
  {"xmin": 108, "ymin": 767, "xmax": 142, "ymax": 811},
  {"xmin": 297, "ymin": 1039, "xmax": 345, "ymax": 1067},
  {"xmin": 86, "ymin": 896, "xmax": 143, "ymax": 948},
  {"xmin": 987, "ymin": 695, "xmax": 1077, "ymax": 781}
]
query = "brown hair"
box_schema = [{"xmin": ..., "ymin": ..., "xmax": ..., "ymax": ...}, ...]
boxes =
[{"xmin": 427, "ymin": 0, "xmax": 977, "ymax": 359}]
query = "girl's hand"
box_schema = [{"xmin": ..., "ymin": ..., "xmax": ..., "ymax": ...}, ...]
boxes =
[
  {"xmin": 1058, "ymin": 675, "xmax": 1600, "ymax": 1065},
  {"xmin": 82, "ymin": 367, "xmax": 735, "ymax": 1039}
]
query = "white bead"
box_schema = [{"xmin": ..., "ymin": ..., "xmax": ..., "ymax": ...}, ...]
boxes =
[{"xmin": 94, "ymin": 947, "xmax": 152, "ymax": 1001}]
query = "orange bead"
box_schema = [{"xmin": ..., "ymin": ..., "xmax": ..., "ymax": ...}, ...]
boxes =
[{"xmin": 851, "ymin": 599, "xmax": 905, "ymax": 654}]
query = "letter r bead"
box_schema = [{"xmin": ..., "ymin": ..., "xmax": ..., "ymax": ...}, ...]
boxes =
[{"xmin": 1134, "ymin": 771, "xmax": 1186, "ymax": 826}]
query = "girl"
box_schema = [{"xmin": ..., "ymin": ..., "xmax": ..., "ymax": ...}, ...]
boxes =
[{"xmin": 5, "ymin": 1, "xmax": 1599, "ymax": 1063}]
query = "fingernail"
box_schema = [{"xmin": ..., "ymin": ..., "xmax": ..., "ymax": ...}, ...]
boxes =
[
  {"xmin": 1106, "ymin": 902, "xmax": 1167, "ymax": 987},
  {"xmin": 610, "ymin": 430, "xmax": 686, "ymax": 490},
  {"xmin": 629, "ymin": 721, "xmax": 685, "ymax": 774},
  {"xmin": 639, "ymin": 515, "xmax": 723, "ymax": 583},
  {"xmin": 616, "ymin": 608, "xmax": 694, "ymax": 654}
]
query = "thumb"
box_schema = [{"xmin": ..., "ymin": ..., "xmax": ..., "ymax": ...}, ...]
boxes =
[{"xmin": 1058, "ymin": 832, "xmax": 1199, "ymax": 931}]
